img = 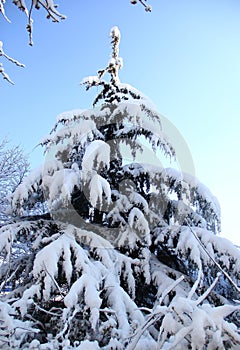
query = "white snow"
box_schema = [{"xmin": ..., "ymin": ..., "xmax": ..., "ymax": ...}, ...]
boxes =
[
  {"xmin": 89, "ymin": 173, "xmax": 111, "ymax": 209},
  {"xmin": 82, "ymin": 140, "xmax": 110, "ymax": 176},
  {"xmin": 110, "ymin": 26, "xmax": 121, "ymax": 40}
]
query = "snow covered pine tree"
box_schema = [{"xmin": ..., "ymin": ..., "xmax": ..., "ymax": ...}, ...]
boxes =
[{"xmin": 1, "ymin": 27, "xmax": 240, "ymax": 349}]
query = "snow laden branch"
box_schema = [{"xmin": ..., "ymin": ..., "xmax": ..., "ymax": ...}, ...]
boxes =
[
  {"xmin": 187, "ymin": 221, "xmax": 240, "ymax": 294},
  {"xmin": 81, "ymin": 27, "xmax": 151, "ymax": 107},
  {"xmin": 0, "ymin": 41, "xmax": 25, "ymax": 84},
  {"xmin": 97, "ymin": 26, "xmax": 122, "ymax": 85},
  {"xmin": 81, "ymin": 26, "xmax": 123, "ymax": 106},
  {"xmin": 0, "ymin": 0, "xmax": 65, "ymax": 84},
  {"xmin": 127, "ymin": 272, "xmax": 240, "ymax": 350},
  {"xmin": 12, "ymin": 0, "xmax": 66, "ymax": 46},
  {"xmin": 1, "ymin": 219, "xmax": 240, "ymax": 348}
]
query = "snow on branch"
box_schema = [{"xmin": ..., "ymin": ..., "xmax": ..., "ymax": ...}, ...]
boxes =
[
  {"xmin": 1, "ymin": 0, "xmax": 65, "ymax": 84},
  {"xmin": 82, "ymin": 140, "xmax": 110, "ymax": 175},
  {"xmin": 1, "ymin": 214, "xmax": 240, "ymax": 348},
  {"xmin": 81, "ymin": 27, "xmax": 152, "ymax": 106},
  {"xmin": 2, "ymin": 221, "xmax": 151, "ymax": 344},
  {"xmin": 187, "ymin": 222, "xmax": 240, "ymax": 294},
  {"xmin": 12, "ymin": 0, "xmax": 66, "ymax": 46},
  {"xmin": 0, "ymin": 301, "xmax": 39, "ymax": 349},
  {"xmin": 89, "ymin": 173, "xmax": 111, "ymax": 209},
  {"xmin": 127, "ymin": 271, "xmax": 240, "ymax": 350},
  {"xmin": 81, "ymin": 26, "xmax": 123, "ymax": 102},
  {"xmin": 0, "ymin": 0, "xmax": 10, "ymax": 22},
  {"xmin": 130, "ymin": 0, "xmax": 152, "ymax": 12},
  {"xmin": 92, "ymin": 26, "xmax": 123, "ymax": 86},
  {"xmin": 153, "ymin": 224, "xmax": 240, "ymax": 300},
  {"xmin": 0, "ymin": 41, "xmax": 25, "ymax": 84}
]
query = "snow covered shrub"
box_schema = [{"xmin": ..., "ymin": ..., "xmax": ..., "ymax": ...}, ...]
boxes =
[{"xmin": 0, "ymin": 27, "xmax": 240, "ymax": 349}]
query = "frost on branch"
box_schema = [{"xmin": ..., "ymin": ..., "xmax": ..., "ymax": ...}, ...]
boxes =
[
  {"xmin": 0, "ymin": 0, "xmax": 65, "ymax": 84},
  {"xmin": 0, "ymin": 41, "xmax": 25, "ymax": 84},
  {"xmin": 12, "ymin": 0, "xmax": 66, "ymax": 46},
  {"xmin": 1, "ymin": 27, "xmax": 240, "ymax": 349}
]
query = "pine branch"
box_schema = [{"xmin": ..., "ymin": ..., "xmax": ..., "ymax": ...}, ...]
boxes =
[
  {"xmin": 195, "ymin": 272, "xmax": 222, "ymax": 305},
  {"xmin": 126, "ymin": 276, "xmax": 184, "ymax": 350},
  {"xmin": 187, "ymin": 222, "xmax": 240, "ymax": 294},
  {"xmin": 32, "ymin": 301, "xmax": 61, "ymax": 317},
  {"xmin": 43, "ymin": 262, "xmax": 65, "ymax": 299}
]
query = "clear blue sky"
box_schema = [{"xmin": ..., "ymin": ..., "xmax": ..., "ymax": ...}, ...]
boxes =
[{"xmin": 1, "ymin": 0, "xmax": 240, "ymax": 245}]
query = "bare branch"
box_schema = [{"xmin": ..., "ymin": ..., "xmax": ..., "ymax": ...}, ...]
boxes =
[
  {"xmin": 130, "ymin": 0, "xmax": 152, "ymax": 12},
  {"xmin": 43, "ymin": 261, "xmax": 65, "ymax": 299},
  {"xmin": 0, "ymin": 138, "xmax": 29, "ymax": 220},
  {"xmin": 0, "ymin": 41, "xmax": 25, "ymax": 84},
  {"xmin": 0, "ymin": 0, "xmax": 11, "ymax": 22}
]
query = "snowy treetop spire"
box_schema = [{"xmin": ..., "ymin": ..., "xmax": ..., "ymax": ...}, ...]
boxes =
[
  {"xmin": 82, "ymin": 26, "xmax": 150, "ymax": 106},
  {"xmin": 105, "ymin": 26, "xmax": 123, "ymax": 84},
  {"xmin": 82, "ymin": 25, "xmax": 123, "ymax": 91},
  {"xmin": 97, "ymin": 26, "xmax": 123, "ymax": 85}
]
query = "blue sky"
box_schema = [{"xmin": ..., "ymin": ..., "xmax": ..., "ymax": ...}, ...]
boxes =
[{"xmin": 1, "ymin": 0, "xmax": 240, "ymax": 244}]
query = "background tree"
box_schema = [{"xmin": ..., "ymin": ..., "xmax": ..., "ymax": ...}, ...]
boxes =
[
  {"xmin": 0, "ymin": 27, "xmax": 240, "ymax": 349},
  {"xmin": 0, "ymin": 138, "xmax": 29, "ymax": 222}
]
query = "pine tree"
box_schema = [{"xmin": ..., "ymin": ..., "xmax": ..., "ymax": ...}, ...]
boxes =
[{"xmin": 0, "ymin": 27, "xmax": 240, "ymax": 350}]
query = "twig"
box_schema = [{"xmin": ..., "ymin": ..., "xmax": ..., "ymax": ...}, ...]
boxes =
[
  {"xmin": 32, "ymin": 301, "xmax": 61, "ymax": 317},
  {"xmin": 187, "ymin": 266, "xmax": 203, "ymax": 300},
  {"xmin": 0, "ymin": 40, "xmax": 25, "ymax": 84},
  {"xmin": 158, "ymin": 275, "xmax": 185, "ymax": 304},
  {"xmin": 43, "ymin": 262, "xmax": 65, "ymax": 299},
  {"xmin": 99, "ymin": 308, "xmax": 116, "ymax": 314},
  {"xmin": 0, "ymin": 1, "xmax": 11, "ymax": 22},
  {"xmin": 0, "ymin": 265, "xmax": 20, "ymax": 294},
  {"xmin": 0, "ymin": 64, "xmax": 14, "ymax": 85},
  {"xmin": 195, "ymin": 272, "xmax": 222, "ymax": 305}
]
